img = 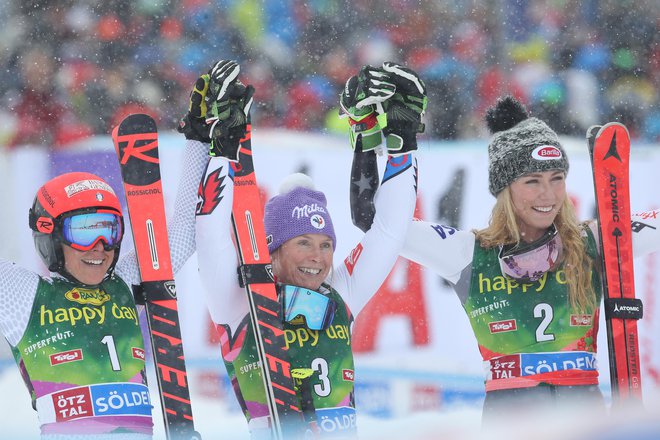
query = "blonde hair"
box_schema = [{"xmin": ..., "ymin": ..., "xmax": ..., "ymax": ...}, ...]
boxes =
[{"xmin": 474, "ymin": 188, "xmax": 597, "ymax": 312}]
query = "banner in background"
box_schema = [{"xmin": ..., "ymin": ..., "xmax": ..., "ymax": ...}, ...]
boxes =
[{"xmin": 2, "ymin": 132, "xmax": 659, "ymax": 413}]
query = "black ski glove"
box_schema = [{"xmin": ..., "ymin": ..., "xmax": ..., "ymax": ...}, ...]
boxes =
[
  {"xmin": 380, "ymin": 61, "xmax": 427, "ymax": 155},
  {"xmin": 339, "ymin": 65, "xmax": 395, "ymax": 152},
  {"xmin": 177, "ymin": 60, "xmax": 255, "ymax": 162},
  {"xmin": 205, "ymin": 60, "xmax": 255, "ymax": 162},
  {"xmin": 177, "ymin": 72, "xmax": 213, "ymax": 143}
]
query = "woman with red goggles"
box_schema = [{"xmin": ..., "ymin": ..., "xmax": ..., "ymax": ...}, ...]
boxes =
[
  {"xmin": 0, "ymin": 94, "xmax": 209, "ymax": 436},
  {"xmin": 351, "ymin": 96, "xmax": 660, "ymax": 425}
]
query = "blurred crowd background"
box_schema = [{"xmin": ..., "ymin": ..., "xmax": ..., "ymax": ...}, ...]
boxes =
[{"xmin": 0, "ymin": 0, "xmax": 658, "ymax": 149}]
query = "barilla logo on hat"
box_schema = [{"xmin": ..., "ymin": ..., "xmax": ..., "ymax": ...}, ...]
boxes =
[
  {"xmin": 531, "ymin": 145, "xmax": 562, "ymax": 161},
  {"xmin": 310, "ymin": 214, "xmax": 325, "ymax": 230}
]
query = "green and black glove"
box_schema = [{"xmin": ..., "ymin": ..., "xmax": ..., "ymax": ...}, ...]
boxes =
[
  {"xmin": 206, "ymin": 60, "xmax": 255, "ymax": 162},
  {"xmin": 380, "ymin": 61, "xmax": 427, "ymax": 155},
  {"xmin": 339, "ymin": 65, "xmax": 395, "ymax": 152},
  {"xmin": 177, "ymin": 72, "xmax": 213, "ymax": 143},
  {"xmin": 178, "ymin": 60, "xmax": 254, "ymax": 162}
]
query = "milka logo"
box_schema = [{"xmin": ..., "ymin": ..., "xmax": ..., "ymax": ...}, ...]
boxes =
[
  {"xmin": 291, "ymin": 203, "xmax": 326, "ymax": 219},
  {"xmin": 65, "ymin": 288, "xmax": 111, "ymax": 306},
  {"xmin": 531, "ymin": 145, "xmax": 562, "ymax": 161}
]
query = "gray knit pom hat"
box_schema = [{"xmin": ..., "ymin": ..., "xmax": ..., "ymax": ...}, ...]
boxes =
[{"xmin": 486, "ymin": 96, "xmax": 569, "ymax": 196}]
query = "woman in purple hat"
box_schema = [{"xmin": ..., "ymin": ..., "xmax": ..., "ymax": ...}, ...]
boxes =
[{"xmin": 178, "ymin": 60, "xmax": 426, "ymax": 439}]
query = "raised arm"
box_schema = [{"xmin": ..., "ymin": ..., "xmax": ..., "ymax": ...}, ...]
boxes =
[
  {"xmin": 345, "ymin": 63, "xmax": 475, "ymax": 287},
  {"xmin": 334, "ymin": 154, "xmax": 418, "ymax": 315},
  {"xmin": 196, "ymin": 156, "xmax": 246, "ymax": 328},
  {"xmin": 186, "ymin": 60, "xmax": 255, "ymax": 330},
  {"xmin": 631, "ymin": 209, "xmax": 660, "ymax": 258},
  {"xmin": 334, "ymin": 62, "xmax": 426, "ymax": 315},
  {"xmin": 0, "ymin": 260, "xmax": 40, "ymax": 346},
  {"xmin": 348, "ymin": 153, "xmax": 475, "ymax": 287}
]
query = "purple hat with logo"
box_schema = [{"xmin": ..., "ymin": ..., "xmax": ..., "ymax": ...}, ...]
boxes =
[{"xmin": 264, "ymin": 174, "xmax": 336, "ymax": 253}]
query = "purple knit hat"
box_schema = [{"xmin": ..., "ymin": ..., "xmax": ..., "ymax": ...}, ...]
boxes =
[{"xmin": 264, "ymin": 174, "xmax": 336, "ymax": 253}]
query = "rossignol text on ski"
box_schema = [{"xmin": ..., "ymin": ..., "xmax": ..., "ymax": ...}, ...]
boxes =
[{"xmin": 113, "ymin": 113, "xmax": 201, "ymax": 440}]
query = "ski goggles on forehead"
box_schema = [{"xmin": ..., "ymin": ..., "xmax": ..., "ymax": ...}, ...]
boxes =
[
  {"xmin": 281, "ymin": 284, "xmax": 337, "ymax": 331},
  {"xmin": 498, "ymin": 224, "xmax": 563, "ymax": 283},
  {"xmin": 60, "ymin": 211, "xmax": 123, "ymax": 251}
]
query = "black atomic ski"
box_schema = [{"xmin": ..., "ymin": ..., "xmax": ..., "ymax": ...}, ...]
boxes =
[
  {"xmin": 113, "ymin": 113, "xmax": 201, "ymax": 439},
  {"xmin": 588, "ymin": 122, "xmax": 643, "ymax": 405}
]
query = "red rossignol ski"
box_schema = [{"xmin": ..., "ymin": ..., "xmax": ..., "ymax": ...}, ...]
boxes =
[
  {"xmin": 588, "ymin": 122, "xmax": 643, "ymax": 405},
  {"xmin": 113, "ymin": 114, "xmax": 200, "ymax": 440},
  {"xmin": 229, "ymin": 124, "xmax": 305, "ymax": 439}
]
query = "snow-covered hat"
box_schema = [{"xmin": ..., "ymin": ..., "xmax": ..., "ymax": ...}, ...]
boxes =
[
  {"xmin": 264, "ymin": 174, "xmax": 336, "ymax": 253},
  {"xmin": 486, "ymin": 96, "xmax": 569, "ymax": 196}
]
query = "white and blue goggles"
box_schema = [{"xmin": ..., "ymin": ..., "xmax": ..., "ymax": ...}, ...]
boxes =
[{"xmin": 281, "ymin": 284, "xmax": 336, "ymax": 331}]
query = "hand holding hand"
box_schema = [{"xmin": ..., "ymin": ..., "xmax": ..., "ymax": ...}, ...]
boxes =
[
  {"xmin": 178, "ymin": 60, "xmax": 254, "ymax": 162},
  {"xmin": 380, "ymin": 61, "xmax": 427, "ymax": 155},
  {"xmin": 339, "ymin": 65, "xmax": 395, "ymax": 152},
  {"xmin": 205, "ymin": 60, "xmax": 254, "ymax": 162},
  {"xmin": 177, "ymin": 72, "xmax": 213, "ymax": 143}
]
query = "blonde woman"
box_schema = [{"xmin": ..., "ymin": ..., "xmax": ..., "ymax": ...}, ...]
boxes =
[{"xmin": 352, "ymin": 96, "xmax": 660, "ymax": 422}]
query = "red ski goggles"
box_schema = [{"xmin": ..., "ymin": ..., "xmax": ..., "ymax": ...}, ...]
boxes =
[
  {"xmin": 60, "ymin": 211, "xmax": 124, "ymax": 252},
  {"xmin": 282, "ymin": 284, "xmax": 336, "ymax": 331},
  {"xmin": 498, "ymin": 224, "xmax": 563, "ymax": 283}
]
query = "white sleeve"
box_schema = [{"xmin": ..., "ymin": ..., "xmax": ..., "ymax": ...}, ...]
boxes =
[
  {"xmin": 401, "ymin": 219, "xmax": 475, "ymax": 285},
  {"xmin": 115, "ymin": 139, "xmax": 209, "ymax": 285},
  {"xmin": 331, "ymin": 153, "xmax": 418, "ymax": 316},
  {"xmin": 195, "ymin": 156, "xmax": 248, "ymax": 330},
  {"xmin": 585, "ymin": 209, "xmax": 660, "ymax": 259},
  {"xmin": 631, "ymin": 209, "xmax": 660, "ymax": 258},
  {"xmin": 0, "ymin": 259, "xmax": 40, "ymax": 346}
]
